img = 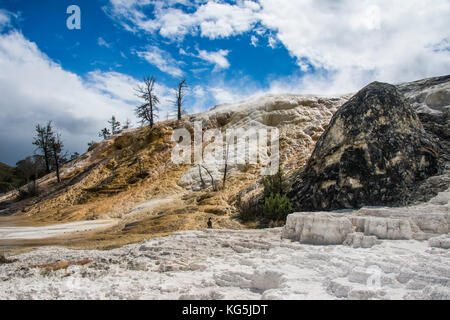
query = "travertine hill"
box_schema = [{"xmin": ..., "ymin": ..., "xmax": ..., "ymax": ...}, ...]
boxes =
[{"xmin": 0, "ymin": 92, "xmax": 348, "ymax": 249}]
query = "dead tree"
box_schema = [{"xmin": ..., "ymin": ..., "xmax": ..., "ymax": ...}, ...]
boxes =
[
  {"xmin": 99, "ymin": 127, "xmax": 111, "ymax": 140},
  {"xmin": 198, "ymin": 164, "xmax": 206, "ymax": 189},
  {"xmin": 135, "ymin": 76, "xmax": 159, "ymax": 128},
  {"xmin": 138, "ymin": 157, "xmax": 144, "ymax": 177},
  {"xmin": 32, "ymin": 121, "xmax": 53, "ymax": 174},
  {"xmin": 122, "ymin": 118, "xmax": 132, "ymax": 130},
  {"xmin": 174, "ymin": 79, "xmax": 188, "ymax": 121},
  {"xmin": 201, "ymin": 165, "xmax": 218, "ymax": 191},
  {"xmin": 108, "ymin": 115, "xmax": 121, "ymax": 135},
  {"xmin": 49, "ymin": 132, "xmax": 65, "ymax": 184},
  {"xmin": 222, "ymin": 141, "xmax": 230, "ymax": 190}
]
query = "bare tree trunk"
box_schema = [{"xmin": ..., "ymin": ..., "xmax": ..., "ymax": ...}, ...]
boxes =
[
  {"xmin": 33, "ymin": 165, "xmax": 38, "ymax": 193},
  {"xmin": 198, "ymin": 165, "xmax": 205, "ymax": 189},
  {"xmin": 175, "ymin": 79, "xmax": 187, "ymax": 121},
  {"xmin": 149, "ymin": 98, "xmax": 153, "ymax": 128},
  {"xmin": 54, "ymin": 155, "xmax": 61, "ymax": 183},
  {"xmin": 177, "ymin": 85, "xmax": 182, "ymax": 120},
  {"xmin": 222, "ymin": 142, "xmax": 230, "ymax": 190},
  {"xmin": 43, "ymin": 152, "xmax": 50, "ymax": 174},
  {"xmin": 134, "ymin": 76, "xmax": 159, "ymax": 128},
  {"xmin": 201, "ymin": 165, "xmax": 216, "ymax": 191}
]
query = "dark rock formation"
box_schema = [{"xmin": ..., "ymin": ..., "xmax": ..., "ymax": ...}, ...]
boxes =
[{"xmin": 289, "ymin": 82, "xmax": 441, "ymax": 211}]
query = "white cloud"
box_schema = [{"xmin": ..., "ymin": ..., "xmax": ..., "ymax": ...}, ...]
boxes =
[
  {"xmin": 179, "ymin": 48, "xmax": 188, "ymax": 56},
  {"xmin": 0, "ymin": 10, "xmax": 12, "ymax": 31},
  {"xmin": 193, "ymin": 85, "xmax": 205, "ymax": 97},
  {"xmin": 88, "ymin": 70, "xmax": 175, "ymax": 122},
  {"xmin": 86, "ymin": 71, "xmax": 140, "ymax": 103},
  {"xmin": 209, "ymin": 87, "xmax": 243, "ymax": 104},
  {"xmin": 257, "ymin": 0, "xmax": 450, "ymax": 86},
  {"xmin": 189, "ymin": 75, "xmax": 267, "ymax": 114},
  {"xmin": 136, "ymin": 45, "xmax": 184, "ymax": 77},
  {"xmin": 197, "ymin": 49, "xmax": 230, "ymax": 71},
  {"xmin": 97, "ymin": 37, "xmax": 111, "ymax": 48},
  {"xmin": 250, "ymin": 35, "xmax": 258, "ymax": 47},
  {"xmin": 108, "ymin": 0, "xmax": 450, "ymax": 94},
  {"xmin": 105, "ymin": 0, "xmax": 153, "ymax": 33},
  {"xmin": 190, "ymin": 84, "xmax": 248, "ymax": 114},
  {"xmin": 0, "ymin": 31, "xmax": 156, "ymax": 164},
  {"xmin": 107, "ymin": 0, "xmax": 261, "ymax": 40},
  {"xmin": 267, "ymin": 36, "xmax": 276, "ymax": 49},
  {"xmin": 195, "ymin": 1, "xmax": 259, "ymax": 39}
]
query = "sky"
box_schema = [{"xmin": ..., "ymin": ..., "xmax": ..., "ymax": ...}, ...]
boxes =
[{"xmin": 0, "ymin": 0, "xmax": 449, "ymax": 165}]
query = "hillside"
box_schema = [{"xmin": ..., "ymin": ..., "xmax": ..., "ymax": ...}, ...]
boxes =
[
  {"xmin": 0, "ymin": 75, "xmax": 448, "ymax": 252},
  {"xmin": 0, "ymin": 93, "xmax": 348, "ymax": 250}
]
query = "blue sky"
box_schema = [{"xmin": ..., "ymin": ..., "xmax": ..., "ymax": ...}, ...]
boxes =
[
  {"xmin": 1, "ymin": 0, "xmax": 298, "ymax": 90},
  {"xmin": 0, "ymin": 0, "xmax": 449, "ymax": 165}
]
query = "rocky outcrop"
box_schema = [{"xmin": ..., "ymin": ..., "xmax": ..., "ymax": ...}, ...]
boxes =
[
  {"xmin": 282, "ymin": 212, "xmax": 353, "ymax": 245},
  {"xmin": 283, "ymin": 212, "xmax": 413, "ymax": 245},
  {"xmin": 289, "ymin": 82, "xmax": 440, "ymax": 211},
  {"xmin": 283, "ymin": 189, "xmax": 449, "ymax": 245},
  {"xmin": 397, "ymin": 75, "xmax": 450, "ymax": 115},
  {"xmin": 396, "ymin": 75, "xmax": 450, "ymax": 203},
  {"xmin": 357, "ymin": 217, "xmax": 413, "ymax": 240}
]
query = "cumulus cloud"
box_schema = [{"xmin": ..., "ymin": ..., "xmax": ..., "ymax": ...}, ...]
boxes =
[
  {"xmin": 86, "ymin": 70, "xmax": 174, "ymax": 123},
  {"xmin": 107, "ymin": 0, "xmax": 261, "ymax": 40},
  {"xmin": 257, "ymin": 0, "xmax": 450, "ymax": 86},
  {"xmin": 136, "ymin": 45, "xmax": 184, "ymax": 77},
  {"xmin": 197, "ymin": 49, "xmax": 230, "ymax": 71},
  {"xmin": 107, "ymin": 0, "xmax": 450, "ymax": 93},
  {"xmin": 0, "ymin": 31, "xmax": 168, "ymax": 164}
]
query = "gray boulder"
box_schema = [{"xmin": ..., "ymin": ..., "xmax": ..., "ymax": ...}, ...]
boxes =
[{"xmin": 289, "ymin": 82, "xmax": 440, "ymax": 211}]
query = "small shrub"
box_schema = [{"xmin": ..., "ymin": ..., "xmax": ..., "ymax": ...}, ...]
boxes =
[
  {"xmin": 263, "ymin": 193, "xmax": 293, "ymax": 222},
  {"xmin": 215, "ymin": 113, "xmax": 231, "ymax": 127},
  {"xmin": 87, "ymin": 141, "xmax": 98, "ymax": 152},
  {"xmin": 17, "ymin": 182, "xmax": 39, "ymax": 200},
  {"xmin": 114, "ymin": 133, "xmax": 134, "ymax": 150},
  {"xmin": 236, "ymin": 194, "xmax": 263, "ymax": 222},
  {"xmin": 262, "ymin": 167, "xmax": 289, "ymax": 199},
  {"xmin": 0, "ymin": 181, "xmax": 12, "ymax": 194}
]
